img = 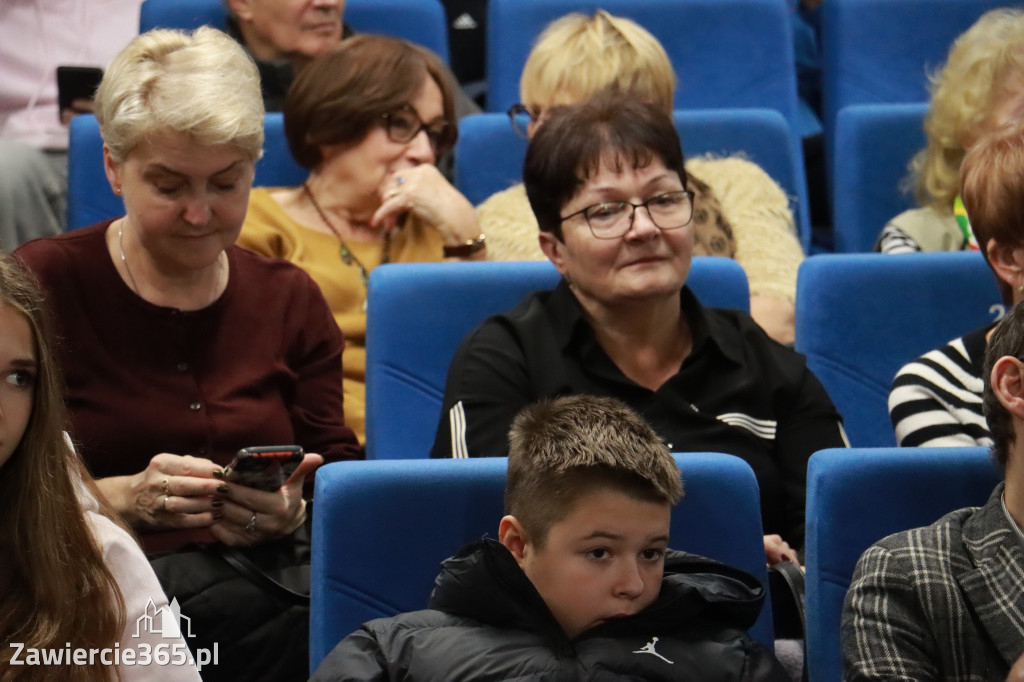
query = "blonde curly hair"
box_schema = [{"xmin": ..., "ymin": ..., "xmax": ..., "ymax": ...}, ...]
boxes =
[{"xmin": 911, "ymin": 8, "xmax": 1024, "ymax": 212}]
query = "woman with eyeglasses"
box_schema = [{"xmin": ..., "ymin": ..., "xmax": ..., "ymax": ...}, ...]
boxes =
[
  {"xmin": 239, "ymin": 35, "xmax": 485, "ymax": 444},
  {"xmin": 431, "ymin": 93, "xmax": 847, "ymax": 567},
  {"xmin": 480, "ymin": 11, "xmax": 804, "ymax": 346}
]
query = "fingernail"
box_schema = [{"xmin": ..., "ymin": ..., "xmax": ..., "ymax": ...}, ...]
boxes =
[
  {"xmin": 212, "ymin": 469, "xmax": 225, "ymax": 480},
  {"xmin": 212, "ymin": 512, "xmax": 223, "ymax": 521},
  {"xmin": 217, "ymin": 484, "xmax": 229, "ymax": 494},
  {"xmin": 212, "ymin": 499, "xmax": 224, "ymax": 508}
]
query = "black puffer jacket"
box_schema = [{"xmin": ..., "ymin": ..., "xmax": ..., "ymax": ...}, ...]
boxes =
[{"xmin": 310, "ymin": 539, "xmax": 788, "ymax": 681}]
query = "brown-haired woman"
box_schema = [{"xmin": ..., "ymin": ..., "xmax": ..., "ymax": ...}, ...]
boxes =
[
  {"xmin": 238, "ymin": 35, "xmax": 486, "ymax": 445},
  {"xmin": 0, "ymin": 253, "xmax": 200, "ymax": 682}
]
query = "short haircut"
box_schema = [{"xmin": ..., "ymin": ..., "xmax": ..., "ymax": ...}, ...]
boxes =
[
  {"xmin": 506, "ymin": 394, "xmax": 683, "ymax": 546},
  {"xmin": 960, "ymin": 122, "xmax": 1024, "ymax": 303},
  {"xmin": 982, "ymin": 301, "xmax": 1024, "ymax": 469},
  {"xmin": 911, "ymin": 8, "xmax": 1024, "ymax": 211},
  {"xmin": 520, "ymin": 10, "xmax": 675, "ymax": 116},
  {"xmin": 95, "ymin": 27, "xmax": 264, "ymax": 163},
  {"xmin": 522, "ymin": 91, "xmax": 687, "ymax": 239},
  {"xmin": 283, "ymin": 34, "xmax": 456, "ymax": 169}
]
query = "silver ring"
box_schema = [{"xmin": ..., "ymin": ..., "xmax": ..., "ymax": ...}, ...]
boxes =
[
  {"xmin": 245, "ymin": 513, "xmax": 257, "ymax": 533},
  {"xmin": 161, "ymin": 495, "xmax": 169, "ymax": 512},
  {"xmin": 395, "ymin": 176, "xmax": 405, "ymax": 185}
]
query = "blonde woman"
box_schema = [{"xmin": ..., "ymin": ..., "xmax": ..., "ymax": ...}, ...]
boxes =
[
  {"xmin": 877, "ymin": 8, "xmax": 1024, "ymax": 254},
  {"xmin": 478, "ymin": 10, "xmax": 804, "ymax": 344},
  {"xmin": 15, "ymin": 27, "xmax": 359, "ymax": 682},
  {"xmin": 0, "ymin": 253, "xmax": 199, "ymax": 682}
]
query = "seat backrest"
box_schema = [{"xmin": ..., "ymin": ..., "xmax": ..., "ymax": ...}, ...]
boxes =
[
  {"xmin": 804, "ymin": 446, "xmax": 999, "ymax": 682},
  {"xmin": 66, "ymin": 113, "xmax": 304, "ymax": 229},
  {"xmin": 486, "ymin": 0, "xmax": 798, "ymax": 127},
  {"xmin": 820, "ymin": 0, "xmax": 1006, "ymax": 154},
  {"xmin": 456, "ymin": 108, "xmax": 810, "ymax": 250},
  {"xmin": 794, "ymin": 252, "xmax": 1003, "ymax": 447},
  {"xmin": 831, "ymin": 103, "xmax": 927, "ymax": 253},
  {"xmin": 310, "ymin": 452, "xmax": 773, "ymax": 671},
  {"xmin": 364, "ymin": 258, "xmax": 749, "ymax": 459},
  {"xmin": 139, "ymin": 0, "xmax": 449, "ymax": 61},
  {"xmin": 139, "ymin": 0, "xmax": 226, "ymax": 31}
]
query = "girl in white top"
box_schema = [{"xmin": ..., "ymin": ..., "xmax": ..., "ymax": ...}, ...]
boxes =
[{"xmin": 0, "ymin": 252, "xmax": 200, "ymax": 682}]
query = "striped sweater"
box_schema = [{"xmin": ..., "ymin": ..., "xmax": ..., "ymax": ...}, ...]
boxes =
[{"xmin": 888, "ymin": 325, "xmax": 992, "ymax": 447}]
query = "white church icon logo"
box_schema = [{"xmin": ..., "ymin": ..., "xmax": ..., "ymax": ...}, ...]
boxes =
[{"xmin": 134, "ymin": 598, "xmax": 195, "ymax": 640}]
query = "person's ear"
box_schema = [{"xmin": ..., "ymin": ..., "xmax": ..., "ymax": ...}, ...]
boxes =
[
  {"xmin": 991, "ymin": 355, "xmax": 1024, "ymax": 419},
  {"xmin": 498, "ymin": 515, "xmax": 531, "ymax": 563},
  {"xmin": 225, "ymin": 0, "xmax": 254, "ymax": 22},
  {"xmin": 102, "ymin": 145, "xmax": 124, "ymax": 198},
  {"xmin": 986, "ymin": 239, "xmax": 1024, "ymax": 294},
  {"xmin": 539, "ymin": 231, "xmax": 568, "ymax": 275}
]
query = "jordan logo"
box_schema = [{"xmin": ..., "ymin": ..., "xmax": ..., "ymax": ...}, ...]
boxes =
[{"xmin": 633, "ymin": 636, "xmax": 674, "ymax": 664}]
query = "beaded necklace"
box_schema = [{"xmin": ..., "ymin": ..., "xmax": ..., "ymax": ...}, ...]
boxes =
[{"xmin": 303, "ymin": 182, "xmax": 391, "ymax": 310}]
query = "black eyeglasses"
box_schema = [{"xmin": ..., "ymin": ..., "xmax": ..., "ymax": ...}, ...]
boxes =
[
  {"xmin": 559, "ymin": 190, "xmax": 696, "ymax": 239},
  {"xmin": 381, "ymin": 104, "xmax": 456, "ymax": 155},
  {"xmin": 507, "ymin": 103, "xmax": 539, "ymax": 140}
]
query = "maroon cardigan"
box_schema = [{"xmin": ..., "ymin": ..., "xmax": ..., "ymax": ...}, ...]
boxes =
[{"xmin": 17, "ymin": 220, "xmax": 361, "ymax": 551}]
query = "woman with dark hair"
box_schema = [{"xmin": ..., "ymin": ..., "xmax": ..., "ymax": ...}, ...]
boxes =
[
  {"xmin": 432, "ymin": 93, "xmax": 847, "ymax": 565},
  {"xmin": 0, "ymin": 253, "xmax": 199, "ymax": 681},
  {"xmin": 239, "ymin": 34, "xmax": 486, "ymax": 444}
]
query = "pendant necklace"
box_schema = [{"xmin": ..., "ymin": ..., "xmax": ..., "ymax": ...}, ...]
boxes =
[
  {"xmin": 303, "ymin": 181, "xmax": 390, "ymax": 312},
  {"xmin": 118, "ymin": 221, "xmax": 224, "ymax": 309}
]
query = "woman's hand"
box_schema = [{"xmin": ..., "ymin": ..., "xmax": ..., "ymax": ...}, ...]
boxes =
[
  {"xmin": 764, "ymin": 534, "xmax": 800, "ymax": 566},
  {"xmin": 95, "ymin": 453, "xmax": 225, "ymax": 530},
  {"xmin": 372, "ymin": 166, "xmax": 483, "ymax": 254},
  {"xmin": 210, "ymin": 453, "xmax": 324, "ymax": 547}
]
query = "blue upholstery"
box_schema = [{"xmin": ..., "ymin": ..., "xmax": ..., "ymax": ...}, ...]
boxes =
[
  {"xmin": 66, "ymin": 113, "xmax": 305, "ymax": 229},
  {"xmin": 794, "ymin": 252, "xmax": 1003, "ymax": 448},
  {"xmin": 456, "ymin": 108, "xmax": 811, "ymax": 251},
  {"xmin": 831, "ymin": 103, "xmax": 927, "ymax": 253},
  {"xmin": 67, "ymin": 115, "xmax": 123, "ymax": 231},
  {"xmin": 821, "ymin": 0, "xmax": 1006, "ymax": 154},
  {"xmin": 804, "ymin": 447, "xmax": 999, "ymax": 682},
  {"xmin": 140, "ymin": 0, "xmax": 226, "ymax": 31},
  {"xmin": 139, "ymin": 0, "xmax": 450, "ymax": 61},
  {"xmin": 486, "ymin": 0, "xmax": 799, "ymax": 128},
  {"xmin": 310, "ymin": 452, "xmax": 774, "ymax": 671},
  {"xmin": 364, "ymin": 258, "xmax": 749, "ymax": 459}
]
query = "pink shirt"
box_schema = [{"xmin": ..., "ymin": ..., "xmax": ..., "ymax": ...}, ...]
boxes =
[{"xmin": 0, "ymin": 0, "xmax": 142, "ymax": 149}]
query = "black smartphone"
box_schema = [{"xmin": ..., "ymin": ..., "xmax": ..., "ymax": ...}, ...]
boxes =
[
  {"xmin": 56, "ymin": 65, "xmax": 104, "ymax": 121},
  {"xmin": 223, "ymin": 445, "xmax": 304, "ymax": 491}
]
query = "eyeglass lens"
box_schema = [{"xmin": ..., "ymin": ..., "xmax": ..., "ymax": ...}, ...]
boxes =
[
  {"xmin": 385, "ymin": 107, "xmax": 453, "ymax": 152},
  {"xmin": 584, "ymin": 191, "xmax": 694, "ymax": 239}
]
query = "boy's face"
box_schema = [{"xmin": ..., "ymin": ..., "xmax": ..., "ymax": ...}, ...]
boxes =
[{"xmin": 500, "ymin": 487, "xmax": 671, "ymax": 639}]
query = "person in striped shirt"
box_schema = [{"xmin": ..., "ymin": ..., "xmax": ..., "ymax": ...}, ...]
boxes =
[{"xmin": 889, "ymin": 122, "xmax": 1024, "ymax": 447}]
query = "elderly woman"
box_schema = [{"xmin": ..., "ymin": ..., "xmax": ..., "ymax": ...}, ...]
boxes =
[
  {"xmin": 478, "ymin": 10, "xmax": 804, "ymax": 345},
  {"xmin": 432, "ymin": 93, "xmax": 847, "ymax": 565},
  {"xmin": 889, "ymin": 123, "xmax": 1024, "ymax": 447},
  {"xmin": 15, "ymin": 27, "xmax": 359, "ymax": 682},
  {"xmin": 238, "ymin": 35, "xmax": 485, "ymax": 444},
  {"xmin": 877, "ymin": 8, "xmax": 1024, "ymax": 253}
]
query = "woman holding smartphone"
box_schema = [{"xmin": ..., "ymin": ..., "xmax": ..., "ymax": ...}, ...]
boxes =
[
  {"xmin": 0, "ymin": 253, "xmax": 200, "ymax": 681},
  {"xmin": 15, "ymin": 27, "xmax": 360, "ymax": 682}
]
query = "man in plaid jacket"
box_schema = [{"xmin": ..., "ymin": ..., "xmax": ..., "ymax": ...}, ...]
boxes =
[{"xmin": 842, "ymin": 124, "xmax": 1024, "ymax": 682}]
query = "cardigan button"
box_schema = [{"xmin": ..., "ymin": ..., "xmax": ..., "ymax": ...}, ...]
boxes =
[
  {"xmin": 177, "ymin": 361, "xmax": 189, "ymax": 372},
  {"xmin": 189, "ymin": 401, "xmax": 202, "ymax": 411}
]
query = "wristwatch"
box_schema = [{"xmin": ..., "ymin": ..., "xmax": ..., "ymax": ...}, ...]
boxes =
[{"xmin": 443, "ymin": 234, "xmax": 487, "ymax": 258}]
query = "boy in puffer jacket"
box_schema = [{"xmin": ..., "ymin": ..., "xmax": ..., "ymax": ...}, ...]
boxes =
[{"xmin": 310, "ymin": 395, "xmax": 788, "ymax": 681}]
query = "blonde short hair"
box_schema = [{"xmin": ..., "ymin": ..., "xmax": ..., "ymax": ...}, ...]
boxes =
[
  {"xmin": 519, "ymin": 10, "xmax": 675, "ymax": 115},
  {"xmin": 911, "ymin": 8, "xmax": 1024, "ymax": 211},
  {"xmin": 95, "ymin": 26, "xmax": 265, "ymax": 162}
]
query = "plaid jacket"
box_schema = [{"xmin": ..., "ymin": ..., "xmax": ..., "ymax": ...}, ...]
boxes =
[{"xmin": 841, "ymin": 483, "xmax": 1024, "ymax": 681}]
